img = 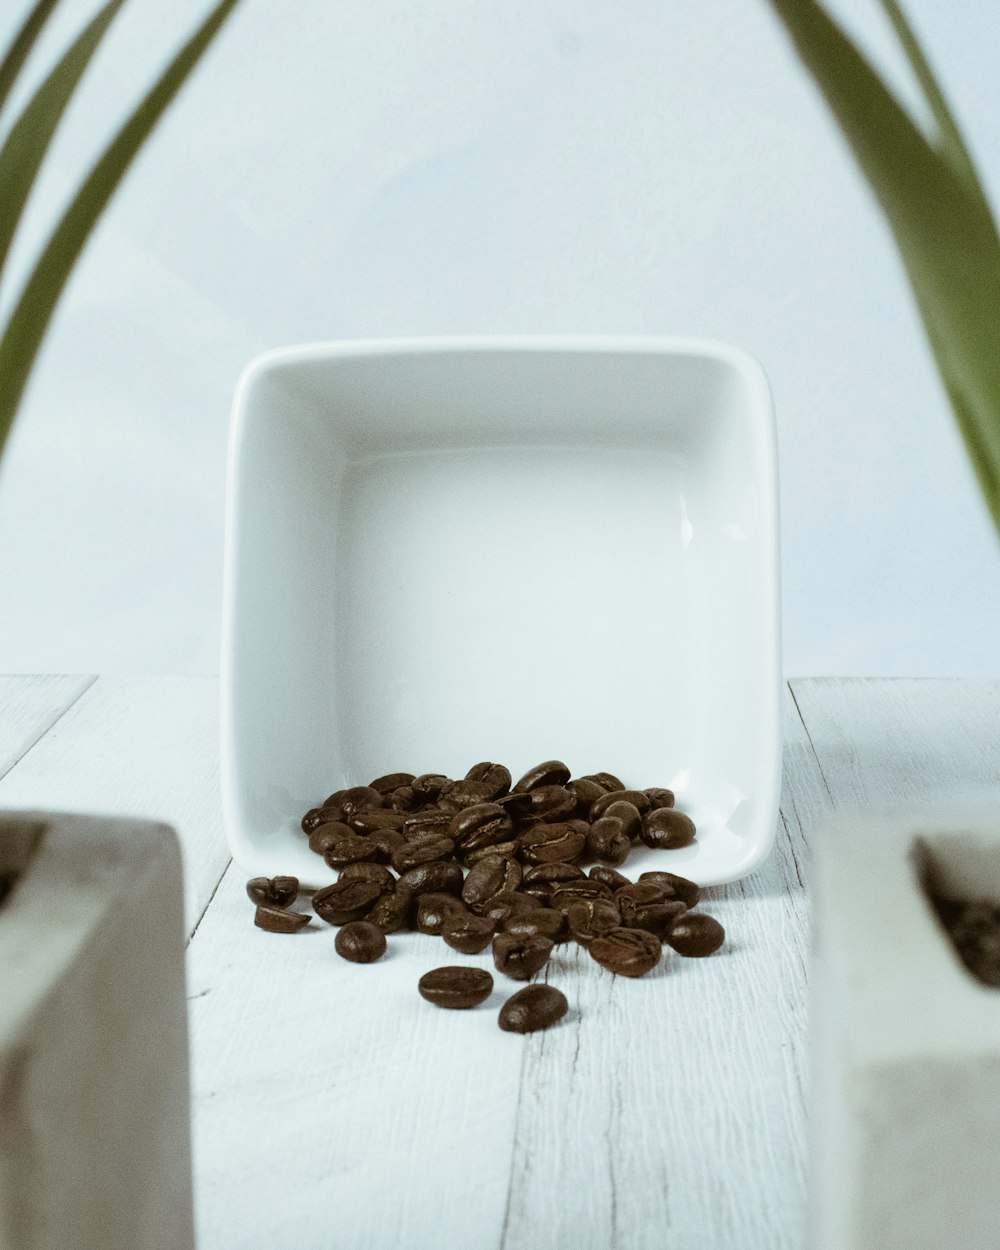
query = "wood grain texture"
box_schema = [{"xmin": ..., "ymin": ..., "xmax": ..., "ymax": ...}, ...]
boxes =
[
  {"xmin": 0, "ymin": 674, "xmax": 94, "ymax": 779},
  {"xmin": 0, "ymin": 676, "xmax": 227, "ymax": 935}
]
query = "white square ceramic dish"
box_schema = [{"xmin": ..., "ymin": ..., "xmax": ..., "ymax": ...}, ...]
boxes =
[{"xmin": 221, "ymin": 336, "xmax": 781, "ymax": 886}]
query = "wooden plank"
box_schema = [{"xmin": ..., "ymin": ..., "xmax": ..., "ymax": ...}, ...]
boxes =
[
  {"xmin": 0, "ymin": 676, "xmax": 227, "ymax": 935},
  {"xmin": 0, "ymin": 674, "xmax": 95, "ymax": 779},
  {"xmin": 188, "ymin": 685, "xmax": 829, "ymax": 1250}
]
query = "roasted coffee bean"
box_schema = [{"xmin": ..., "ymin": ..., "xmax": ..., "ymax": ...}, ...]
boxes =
[
  {"xmin": 566, "ymin": 898, "xmax": 622, "ymax": 946},
  {"xmin": 418, "ymin": 966, "xmax": 493, "ymax": 1009},
  {"xmin": 520, "ymin": 879, "xmax": 556, "ymax": 904},
  {"xmin": 464, "ymin": 762, "xmax": 512, "ymax": 798},
  {"xmin": 313, "ymin": 878, "xmax": 384, "ymax": 925},
  {"xmin": 523, "ymin": 863, "xmax": 586, "ymax": 886},
  {"xmin": 566, "ymin": 777, "xmax": 606, "ymax": 811},
  {"xmin": 335, "ymin": 920, "xmax": 387, "ymax": 963},
  {"xmin": 626, "ymin": 901, "xmax": 687, "ymax": 940},
  {"xmin": 579, "ymin": 771, "xmax": 626, "ymax": 793},
  {"xmin": 665, "ymin": 912, "xmax": 725, "ymax": 956},
  {"xmin": 449, "ymin": 803, "xmax": 513, "ymax": 853},
  {"xmin": 415, "ymin": 892, "xmax": 467, "ymax": 935},
  {"xmin": 369, "ymin": 771, "xmax": 415, "ymax": 794},
  {"xmin": 518, "ymin": 822, "xmax": 587, "ymax": 865},
  {"xmin": 589, "ymin": 865, "xmax": 630, "ymax": 892},
  {"xmin": 586, "ymin": 817, "xmax": 631, "ymax": 866},
  {"xmin": 322, "ymin": 833, "xmax": 382, "ymax": 869},
  {"xmin": 338, "ymin": 862, "xmax": 397, "ymax": 894},
  {"xmin": 492, "ymin": 930, "xmax": 553, "ymax": 980},
  {"xmin": 475, "ymin": 891, "xmax": 539, "ymax": 926},
  {"xmin": 333, "ymin": 785, "xmax": 384, "ymax": 815},
  {"xmin": 402, "ymin": 810, "xmax": 454, "ymax": 840},
  {"xmin": 349, "ymin": 808, "xmax": 408, "ymax": 834},
  {"xmin": 399, "ymin": 860, "xmax": 465, "ymax": 897},
  {"xmin": 616, "ymin": 881, "xmax": 671, "ymax": 921},
  {"xmin": 301, "ymin": 807, "xmax": 330, "ymax": 833},
  {"xmin": 387, "ymin": 785, "xmax": 420, "ymax": 812},
  {"xmin": 596, "ymin": 800, "xmax": 643, "ymax": 839},
  {"xmin": 495, "ymin": 791, "xmax": 535, "ymax": 819},
  {"xmin": 639, "ymin": 871, "xmax": 700, "ymax": 908},
  {"xmin": 643, "ymin": 787, "xmax": 675, "ymax": 809},
  {"xmin": 590, "ymin": 927, "xmax": 661, "ymax": 977},
  {"xmin": 640, "ymin": 807, "xmax": 697, "ymax": 850},
  {"xmin": 512, "ymin": 759, "xmax": 571, "ymax": 792},
  {"xmin": 441, "ymin": 911, "xmax": 496, "ymax": 954},
  {"xmin": 391, "ymin": 836, "xmax": 455, "ymax": 873},
  {"xmin": 499, "ymin": 984, "xmax": 568, "ymax": 1033},
  {"xmin": 254, "ymin": 904, "xmax": 311, "ymax": 933},
  {"xmin": 437, "ymin": 779, "xmax": 495, "ymax": 811},
  {"xmin": 368, "ymin": 885, "xmax": 415, "ymax": 933},
  {"xmin": 462, "ymin": 839, "xmax": 520, "ymax": 866},
  {"xmin": 246, "ymin": 876, "xmax": 298, "ymax": 908},
  {"xmin": 527, "ymin": 785, "xmax": 578, "ymax": 821},
  {"xmin": 462, "ymin": 855, "xmax": 522, "ymax": 908},
  {"xmin": 410, "ymin": 773, "xmax": 449, "ymax": 801},
  {"xmin": 549, "ymin": 880, "xmax": 614, "ymax": 912},
  {"xmin": 368, "ymin": 828, "xmax": 405, "ymax": 859},
  {"xmin": 308, "ymin": 821, "xmax": 356, "ymax": 855},
  {"xmin": 503, "ymin": 909, "xmax": 569, "ymax": 944}
]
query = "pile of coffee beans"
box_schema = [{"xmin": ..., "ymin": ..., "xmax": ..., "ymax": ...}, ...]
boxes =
[
  {"xmin": 930, "ymin": 893, "xmax": 1000, "ymax": 988},
  {"xmin": 247, "ymin": 759, "xmax": 725, "ymax": 1033}
]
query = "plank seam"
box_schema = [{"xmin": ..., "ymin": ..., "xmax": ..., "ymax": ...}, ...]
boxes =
[
  {"xmin": 787, "ymin": 680, "xmax": 835, "ymax": 806},
  {"xmin": 0, "ymin": 673, "xmax": 99, "ymax": 783},
  {"xmin": 186, "ymin": 856, "xmax": 232, "ymax": 946}
]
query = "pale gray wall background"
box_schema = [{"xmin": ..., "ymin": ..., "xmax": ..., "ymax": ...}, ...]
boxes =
[{"xmin": 0, "ymin": 0, "xmax": 998, "ymax": 676}]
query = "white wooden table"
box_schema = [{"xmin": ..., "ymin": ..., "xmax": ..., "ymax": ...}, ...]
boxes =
[{"xmin": 2, "ymin": 676, "xmax": 998, "ymax": 1250}]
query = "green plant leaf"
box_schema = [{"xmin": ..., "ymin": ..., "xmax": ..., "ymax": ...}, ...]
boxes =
[
  {"xmin": 767, "ymin": 0, "xmax": 1000, "ymax": 541},
  {"xmin": 0, "ymin": 0, "xmax": 63, "ymax": 116},
  {"xmin": 0, "ymin": 0, "xmax": 130, "ymax": 283},
  {"xmin": 0, "ymin": 0, "xmax": 240, "ymax": 461}
]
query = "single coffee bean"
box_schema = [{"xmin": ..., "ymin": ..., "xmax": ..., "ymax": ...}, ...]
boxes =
[
  {"xmin": 512, "ymin": 759, "xmax": 571, "ymax": 792},
  {"xmin": 338, "ymin": 862, "xmax": 397, "ymax": 894},
  {"xmin": 369, "ymin": 771, "xmax": 415, "ymax": 793},
  {"xmin": 254, "ymin": 904, "xmax": 311, "ymax": 933},
  {"xmin": 566, "ymin": 777, "xmax": 606, "ymax": 812},
  {"xmin": 499, "ymin": 983, "xmax": 568, "ymax": 1033},
  {"xmin": 566, "ymin": 898, "xmax": 622, "ymax": 946},
  {"xmin": 616, "ymin": 882, "xmax": 673, "ymax": 928},
  {"xmin": 626, "ymin": 901, "xmax": 687, "ymax": 940},
  {"xmin": 322, "ymin": 833, "xmax": 382, "ymax": 869},
  {"xmin": 402, "ymin": 810, "xmax": 454, "ymax": 840},
  {"xmin": 589, "ymin": 927, "xmax": 661, "ymax": 977},
  {"xmin": 464, "ymin": 761, "xmax": 512, "ymax": 798},
  {"xmin": 640, "ymin": 807, "xmax": 697, "ymax": 850},
  {"xmin": 418, "ymin": 966, "xmax": 493, "ymax": 1009},
  {"xmin": 586, "ymin": 817, "xmax": 631, "ymax": 866},
  {"xmin": 308, "ymin": 820, "xmax": 356, "ymax": 855},
  {"xmin": 368, "ymin": 885, "xmax": 415, "ymax": 933},
  {"xmin": 336, "ymin": 785, "xmax": 384, "ymax": 815},
  {"xmin": 462, "ymin": 855, "xmax": 522, "ymax": 908},
  {"xmin": 579, "ymin": 771, "xmax": 626, "ymax": 793},
  {"xmin": 301, "ymin": 807, "xmax": 329, "ymax": 833},
  {"xmin": 437, "ymin": 778, "xmax": 495, "ymax": 811},
  {"xmin": 399, "ymin": 860, "xmax": 465, "ymax": 897},
  {"xmin": 495, "ymin": 791, "xmax": 535, "ymax": 819},
  {"xmin": 518, "ymin": 822, "xmax": 587, "ymax": 865},
  {"xmin": 503, "ymin": 909, "xmax": 569, "ymax": 944},
  {"xmin": 492, "ymin": 930, "xmax": 554, "ymax": 980},
  {"xmin": 639, "ymin": 871, "xmax": 700, "ymax": 908},
  {"xmin": 349, "ymin": 808, "xmax": 408, "ymax": 834},
  {"xmin": 475, "ymin": 891, "xmax": 539, "ymax": 926},
  {"xmin": 528, "ymin": 785, "xmax": 578, "ymax": 821},
  {"xmin": 441, "ymin": 911, "xmax": 496, "ymax": 954},
  {"xmin": 665, "ymin": 912, "xmax": 725, "ymax": 956},
  {"xmin": 589, "ymin": 865, "xmax": 630, "ymax": 892},
  {"xmin": 387, "ymin": 785, "xmax": 420, "ymax": 812},
  {"xmin": 367, "ymin": 828, "xmax": 405, "ymax": 859},
  {"xmin": 335, "ymin": 920, "xmax": 387, "ymax": 963},
  {"xmin": 410, "ymin": 773, "xmax": 449, "ymax": 801},
  {"xmin": 246, "ymin": 875, "xmax": 299, "ymax": 908},
  {"xmin": 462, "ymin": 838, "xmax": 520, "ymax": 866},
  {"xmin": 520, "ymin": 879, "xmax": 556, "ymax": 904},
  {"xmin": 522, "ymin": 863, "xmax": 586, "ymax": 886},
  {"xmin": 391, "ymin": 836, "xmax": 455, "ymax": 873},
  {"xmin": 643, "ymin": 786, "xmax": 675, "ymax": 809},
  {"xmin": 595, "ymin": 800, "xmax": 643, "ymax": 839},
  {"xmin": 549, "ymin": 880, "xmax": 614, "ymax": 912},
  {"xmin": 313, "ymin": 878, "xmax": 384, "ymax": 925},
  {"xmin": 415, "ymin": 892, "xmax": 467, "ymax": 935},
  {"xmin": 589, "ymin": 790, "xmax": 651, "ymax": 821},
  {"xmin": 449, "ymin": 802, "xmax": 514, "ymax": 853}
]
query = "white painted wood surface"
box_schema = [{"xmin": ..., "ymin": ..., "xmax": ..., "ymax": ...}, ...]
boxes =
[{"xmin": 2, "ymin": 676, "xmax": 997, "ymax": 1250}]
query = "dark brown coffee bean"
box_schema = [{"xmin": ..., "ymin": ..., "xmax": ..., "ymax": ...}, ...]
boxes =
[
  {"xmin": 369, "ymin": 771, "xmax": 415, "ymax": 793},
  {"xmin": 387, "ymin": 785, "xmax": 420, "ymax": 812},
  {"xmin": 338, "ymin": 862, "xmax": 397, "ymax": 893},
  {"xmin": 518, "ymin": 822, "xmax": 587, "ymax": 865},
  {"xmin": 462, "ymin": 838, "xmax": 520, "ymax": 866},
  {"xmin": 301, "ymin": 807, "xmax": 329, "ymax": 833},
  {"xmin": 579, "ymin": 771, "xmax": 626, "ymax": 793},
  {"xmin": 639, "ymin": 871, "xmax": 700, "ymax": 908},
  {"xmin": 335, "ymin": 785, "xmax": 384, "ymax": 815},
  {"xmin": 402, "ymin": 810, "xmax": 454, "ymax": 840},
  {"xmin": 665, "ymin": 912, "xmax": 725, "ymax": 956},
  {"xmin": 512, "ymin": 759, "xmax": 571, "ymax": 792},
  {"xmin": 308, "ymin": 820, "xmax": 356, "ymax": 855},
  {"xmin": 391, "ymin": 836, "xmax": 455, "ymax": 873},
  {"xmin": 527, "ymin": 785, "xmax": 578, "ymax": 821},
  {"xmin": 520, "ymin": 879, "xmax": 556, "ymax": 904},
  {"xmin": 462, "ymin": 855, "xmax": 522, "ymax": 907},
  {"xmin": 589, "ymin": 865, "xmax": 630, "ymax": 892},
  {"xmin": 464, "ymin": 762, "xmax": 512, "ymax": 798},
  {"xmin": 475, "ymin": 891, "xmax": 539, "ymax": 926},
  {"xmin": 495, "ymin": 791, "xmax": 535, "ymax": 819},
  {"xmin": 592, "ymin": 799, "xmax": 643, "ymax": 838},
  {"xmin": 313, "ymin": 878, "xmax": 384, "ymax": 925},
  {"xmin": 566, "ymin": 898, "xmax": 622, "ymax": 946},
  {"xmin": 322, "ymin": 833, "xmax": 382, "ymax": 869},
  {"xmin": 616, "ymin": 881, "xmax": 671, "ymax": 921},
  {"xmin": 399, "ymin": 860, "xmax": 465, "ymax": 896},
  {"xmin": 418, "ymin": 966, "xmax": 493, "ymax": 1009},
  {"xmin": 643, "ymin": 787, "xmax": 675, "ymax": 809},
  {"xmin": 590, "ymin": 927, "xmax": 661, "ymax": 977},
  {"xmin": 566, "ymin": 777, "xmax": 606, "ymax": 811},
  {"xmin": 586, "ymin": 817, "xmax": 631, "ymax": 866},
  {"xmin": 589, "ymin": 790, "xmax": 651, "ymax": 820},
  {"xmin": 449, "ymin": 802, "xmax": 514, "ymax": 853},
  {"xmin": 368, "ymin": 828, "xmax": 405, "ymax": 859},
  {"xmin": 522, "ymin": 863, "xmax": 586, "ymax": 886},
  {"xmin": 254, "ymin": 904, "xmax": 311, "ymax": 933},
  {"xmin": 626, "ymin": 901, "xmax": 687, "ymax": 939},
  {"xmin": 640, "ymin": 807, "xmax": 697, "ymax": 850},
  {"xmin": 437, "ymin": 778, "xmax": 495, "ymax": 811},
  {"xmin": 492, "ymin": 931, "xmax": 553, "ymax": 980},
  {"xmin": 498, "ymin": 984, "xmax": 568, "ymax": 1033},
  {"xmin": 368, "ymin": 885, "xmax": 415, "ymax": 933},
  {"xmin": 335, "ymin": 920, "xmax": 387, "ymax": 963},
  {"xmin": 411, "ymin": 773, "xmax": 449, "ymax": 801},
  {"xmin": 246, "ymin": 876, "xmax": 299, "ymax": 908},
  {"xmin": 503, "ymin": 909, "xmax": 569, "ymax": 943},
  {"xmin": 349, "ymin": 808, "xmax": 408, "ymax": 834},
  {"xmin": 550, "ymin": 880, "xmax": 614, "ymax": 912},
  {"xmin": 441, "ymin": 911, "xmax": 496, "ymax": 954},
  {"xmin": 415, "ymin": 892, "xmax": 467, "ymax": 935}
]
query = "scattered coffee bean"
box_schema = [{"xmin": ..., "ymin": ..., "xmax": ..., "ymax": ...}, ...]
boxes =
[
  {"xmin": 418, "ymin": 966, "xmax": 494, "ymax": 1009},
  {"xmin": 464, "ymin": 761, "xmax": 512, "ymax": 798},
  {"xmin": 590, "ymin": 927, "xmax": 662, "ymax": 977},
  {"xmin": 410, "ymin": 773, "xmax": 449, "ymax": 801},
  {"xmin": 589, "ymin": 865, "xmax": 630, "ymax": 892},
  {"xmin": 321, "ymin": 832, "xmax": 381, "ymax": 869},
  {"xmin": 335, "ymin": 785, "xmax": 384, "ymax": 815},
  {"xmin": 639, "ymin": 871, "xmax": 700, "ymax": 908},
  {"xmin": 665, "ymin": 912, "xmax": 725, "ymax": 956},
  {"xmin": 499, "ymin": 983, "xmax": 568, "ymax": 1033},
  {"xmin": 415, "ymin": 892, "xmax": 467, "ymax": 935},
  {"xmin": 643, "ymin": 787, "xmax": 675, "ymax": 809},
  {"xmin": 640, "ymin": 807, "xmax": 697, "ymax": 850},
  {"xmin": 590, "ymin": 790, "xmax": 651, "ymax": 821},
  {"xmin": 463, "ymin": 838, "xmax": 520, "ymax": 866},
  {"xmin": 579, "ymin": 771, "xmax": 626, "ymax": 792},
  {"xmin": 462, "ymin": 855, "xmax": 522, "ymax": 908},
  {"xmin": 503, "ymin": 909, "xmax": 568, "ymax": 943},
  {"xmin": 475, "ymin": 891, "xmax": 539, "ymax": 926},
  {"xmin": 349, "ymin": 808, "xmax": 409, "ymax": 834},
  {"xmin": 402, "ymin": 810, "xmax": 454, "ymax": 839},
  {"xmin": 313, "ymin": 878, "xmax": 384, "ymax": 926},
  {"xmin": 391, "ymin": 836, "xmax": 455, "ymax": 873},
  {"xmin": 566, "ymin": 898, "xmax": 622, "ymax": 946},
  {"xmin": 449, "ymin": 803, "xmax": 513, "ymax": 854},
  {"xmin": 522, "ymin": 862, "xmax": 585, "ymax": 886},
  {"xmin": 518, "ymin": 821, "xmax": 587, "ymax": 865},
  {"xmin": 586, "ymin": 816, "xmax": 631, "ymax": 866},
  {"xmin": 513, "ymin": 759, "xmax": 571, "ymax": 792},
  {"xmin": 399, "ymin": 860, "xmax": 465, "ymax": 897},
  {"xmin": 438, "ymin": 778, "xmax": 495, "ymax": 810},
  {"xmin": 308, "ymin": 821, "xmax": 355, "ymax": 856},
  {"xmin": 254, "ymin": 904, "xmax": 311, "ymax": 933},
  {"xmin": 335, "ymin": 920, "xmax": 387, "ymax": 963},
  {"xmin": 441, "ymin": 911, "xmax": 497, "ymax": 954},
  {"xmin": 369, "ymin": 771, "xmax": 415, "ymax": 794},
  {"xmin": 338, "ymin": 862, "xmax": 397, "ymax": 893},
  {"xmin": 492, "ymin": 930, "xmax": 554, "ymax": 980},
  {"xmin": 245, "ymin": 875, "xmax": 298, "ymax": 908},
  {"xmin": 550, "ymin": 880, "xmax": 614, "ymax": 911},
  {"xmin": 528, "ymin": 785, "xmax": 578, "ymax": 821},
  {"xmin": 368, "ymin": 885, "xmax": 415, "ymax": 934}
]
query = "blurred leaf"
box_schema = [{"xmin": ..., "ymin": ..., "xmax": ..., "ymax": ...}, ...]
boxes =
[
  {"xmin": 0, "ymin": 0, "xmax": 63, "ymax": 116},
  {"xmin": 0, "ymin": 0, "xmax": 129, "ymax": 282},
  {"xmin": 0, "ymin": 0, "xmax": 240, "ymax": 460},
  {"xmin": 768, "ymin": 0, "xmax": 1000, "ymax": 540}
]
